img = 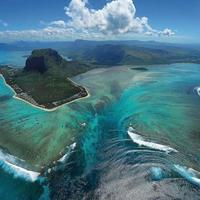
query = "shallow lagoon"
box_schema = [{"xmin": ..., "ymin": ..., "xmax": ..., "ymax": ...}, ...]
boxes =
[
  {"xmin": 0, "ymin": 50, "xmax": 31, "ymax": 67},
  {"xmin": 1, "ymin": 63, "xmax": 200, "ymax": 199}
]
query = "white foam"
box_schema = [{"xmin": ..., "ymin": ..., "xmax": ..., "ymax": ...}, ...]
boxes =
[
  {"xmin": 194, "ymin": 86, "xmax": 200, "ymax": 96},
  {"xmin": 81, "ymin": 122, "xmax": 87, "ymax": 127},
  {"xmin": 58, "ymin": 143, "xmax": 76, "ymax": 163},
  {"xmin": 127, "ymin": 127, "xmax": 178, "ymax": 153},
  {"xmin": 58, "ymin": 154, "xmax": 69, "ymax": 163},
  {"xmin": 174, "ymin": 164, "xmax": 200, "ymax": 186},
  {"xmin": 0, "ymin": 150, "xmax": 40, "ymax": 182},
  {"xmin": 71, "ymin": 142, "xmax": 77, "ymax": 149}
]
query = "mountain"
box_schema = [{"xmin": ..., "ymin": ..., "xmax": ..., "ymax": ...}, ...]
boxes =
[
  {"xmin": 1, "ymin": 40, "xmax": 200, "ymax": 66},
  {"xmin": 74, "ymin": 44, "xmax": 200, "ymax": 66},
  {"xmin": 0, "ymin": 49, "xmax": 91, "ymax": 109},
  {"xmin": 24, "ymin": 49, "xmax": 63, "ymax": 73},
  {"xmin": 1, "ymin": 40, "xmax": 200, "ymax": 52}
]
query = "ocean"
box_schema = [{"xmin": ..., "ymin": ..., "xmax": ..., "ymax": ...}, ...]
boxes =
[
  {"xmin": 0, "ymin": 51, "xmax": 200, "ymax": 199},
  {"xmin": 0, "ymin": 50, "xmax": 31, "ymax": 68}
]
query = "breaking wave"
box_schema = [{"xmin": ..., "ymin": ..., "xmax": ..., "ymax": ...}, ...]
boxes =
[
  {"xmin": 58, "ymin": 143, "xmax": 76, "ymax": 163},
  {"xmin": 127, "ymin": 128, "xmax": 200, "ymax": 187},
  {"xmin": 174, "ymin": 165, "xmax": 200, "ymax": 186},
  {"xmin": 194, "ymin": 86, "xmax": 200, "ymax": 96},
  {"xmin": 0, "ymin": 149, "xmax": 40, "ymax": 182},
  {"xmin": 127, "ymin": 127, "xmax": 178, "ymax": 153}
]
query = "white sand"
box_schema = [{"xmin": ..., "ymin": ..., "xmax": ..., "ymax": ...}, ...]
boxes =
[{"xmin": 0, "ymin": 74, "xmax": 90, "ymax": 112}]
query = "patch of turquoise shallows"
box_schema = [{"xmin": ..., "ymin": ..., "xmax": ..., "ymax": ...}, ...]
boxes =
[{"xmin": 0, "ymin": 63, "xmax": 200, "ymax": 200}]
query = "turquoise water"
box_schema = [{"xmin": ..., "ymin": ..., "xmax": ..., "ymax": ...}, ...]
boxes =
[
  {"xmin": 0, "ymin": 51, "xmax": 31, "ymax": 67},
  {"xmin": 0, "ymin": 50, "xmax": 70, "ymax": 68},
  {"xmin": 1, "ymin": 63, "xmax": 200, "ymax": 199}
]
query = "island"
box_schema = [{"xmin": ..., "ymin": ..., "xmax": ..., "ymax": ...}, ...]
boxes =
[
  {"xmin": 0, "ymin": 48, "xmax": 92, "ymax": 109},
  {"xmin": 131, "ymin": 67, "xmax": 148, "ymax": 71}
]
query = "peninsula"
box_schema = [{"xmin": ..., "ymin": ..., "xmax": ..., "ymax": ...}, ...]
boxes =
[{"xmin": 0, "ymin": 49, "xmax": 92, "ymax": 109}]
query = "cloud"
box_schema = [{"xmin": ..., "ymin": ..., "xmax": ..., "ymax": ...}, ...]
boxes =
[
  {"xmin": 49, "ymin": 20, "xmax": 66, "ymax": 28},
  {"xmin": 0, "ymin": 20, "xmax": 8, "ymax": 27},
  {"xmin": 0, "ymin": 0, "xmax": 174, "ymax": 41},
  {"xmin": 65, "ymin": 0, "xmax": 142, "ymax": 34},
  {"xmin": 64, "ymin": 0, "xmax": 174, "ymax": 36},
  {"xmin": 160, "ymin": 28, "xmax": 175, "ymax": 36},
  {"xmin": 0, "ymin": 28, "xmax": 76, "ymax": 41}
]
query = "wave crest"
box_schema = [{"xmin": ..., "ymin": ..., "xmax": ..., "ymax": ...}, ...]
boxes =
[
  {"xmin": 127, "ymin": 127, "xmax": 178, "ymax": 153},
  {"xmin": 0, "ymin": 149, "xmax": 40, "ymax": 182},
  {"xmin": 58, "ymin": 143, "xmax": 76, "ymax": 163},
  {"xmin": 194, "ymin": 86, "xmax": 200, "ymax": 96},
  {"xmin": 174, "ymin": 165, "xmax": 200, "ymax": 186}
]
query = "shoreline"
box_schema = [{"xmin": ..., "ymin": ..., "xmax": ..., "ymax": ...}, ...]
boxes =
[{"xmin": 0, "ymin": 74, "xmax": 91, "ymax": 112}]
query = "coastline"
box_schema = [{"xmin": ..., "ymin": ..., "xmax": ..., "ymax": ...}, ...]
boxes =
[{"xmin": 0, "ymin": 74, "xmax": 91, "ymax": 112}]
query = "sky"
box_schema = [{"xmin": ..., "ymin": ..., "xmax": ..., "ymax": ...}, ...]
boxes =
[{"xmin": 0, "ymin": 0, "xmax": 199, "ymax": 43}]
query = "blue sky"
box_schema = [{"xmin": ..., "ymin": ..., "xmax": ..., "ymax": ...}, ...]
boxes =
[{"xmin": 0, "ymin": 0, "xmax": 199, "ymax": 43}]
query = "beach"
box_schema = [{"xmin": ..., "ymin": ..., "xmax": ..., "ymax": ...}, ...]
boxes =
[{"xmin": 0, "ymin": 74, "xmax": 91, "ymax": 112}]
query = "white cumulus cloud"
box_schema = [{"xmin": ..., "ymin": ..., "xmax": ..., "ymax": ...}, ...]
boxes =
[
  {"xmin": 64, "ymin": 0, "xmax": 174, "ymax": 36},
  {"xmin": 160, "ymin": 28, "xmax": 175, "ymax": 36},
  {"xmin": 0, "ymin": 0, "xmax": 175, "ymax": 41},
  {"xmin": 49, "ymin": 20, "xmax": 66, "ymax": 28}
]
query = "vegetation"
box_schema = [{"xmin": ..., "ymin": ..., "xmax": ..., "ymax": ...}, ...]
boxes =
[
  {"xmin": 1, "ymin": 41, "xmax": 200, "ymax": 108},
  {"xmin": 1, "ymin": 40, "xmax": 200, "ymax": 66},
  {"xmin": 0, "ymin": 49, "xmax": 91, "ymax": 108},
  {"xmin": 71, "ymin": 44, "xmax": 200, "ymax": 66}
]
